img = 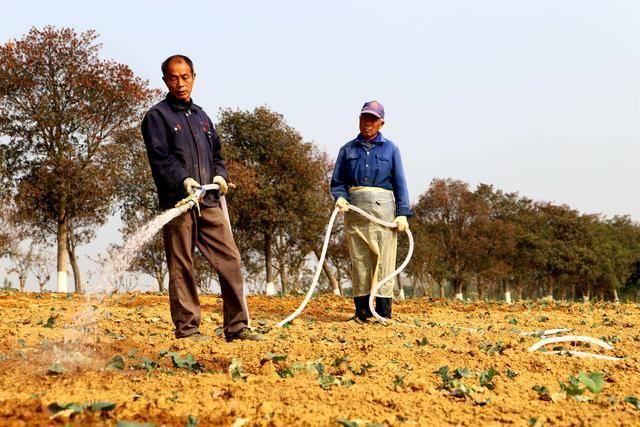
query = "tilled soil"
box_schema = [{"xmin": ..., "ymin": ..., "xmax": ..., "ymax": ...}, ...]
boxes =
[{"xmin": 0, "ymin": 292, "xmax": 639, "ymax": 426}]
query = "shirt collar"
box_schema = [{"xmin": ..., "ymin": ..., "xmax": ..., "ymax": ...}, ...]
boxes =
[
  {"xmin": 356, "ymin": 132, "xmax": 386, "ymax": 146},
  {"xmin": 166, "ymin": 92, "xmax": 197, "ymax": 111}
]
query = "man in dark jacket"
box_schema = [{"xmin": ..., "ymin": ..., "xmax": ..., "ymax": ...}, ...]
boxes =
[{"xmin": 141, "ymin": 55, "xmax": 262, "ymax": 342}]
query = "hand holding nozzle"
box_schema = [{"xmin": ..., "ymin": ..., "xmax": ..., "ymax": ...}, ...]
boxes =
[{"xmin": 175, "ymin": 193, "xmax": 201, "ymax": 216}]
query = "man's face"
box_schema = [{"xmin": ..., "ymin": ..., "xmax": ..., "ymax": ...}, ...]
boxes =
[
  {"xmin": 359, "ymin": 113, "xmax": 384, "ymax": 140},
  {"xmin": 162, "ymin": 60, "xmax": 195, "ymax": 102}
]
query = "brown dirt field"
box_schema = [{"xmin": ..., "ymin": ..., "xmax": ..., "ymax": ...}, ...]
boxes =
[{"xmin": 0, "ymin": 292, "xmax": 639, "ymax": 426}]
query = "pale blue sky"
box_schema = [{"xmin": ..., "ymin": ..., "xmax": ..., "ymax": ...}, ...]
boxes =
[{"xmin": 2, "ymin": 1, "xmax": 639, "ymax": 290}]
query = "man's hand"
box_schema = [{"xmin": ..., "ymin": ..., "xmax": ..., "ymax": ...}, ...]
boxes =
[
  {"xmin": 336, "ymin": 197, "xmax": 350, "ymax": 213},
  {"xmin": 393, "ymin": 216, "xmax": 408, "ymax": 232},
  {"xmin": 213, "ymin": 176, "xmax": 228, "ymax": 195},
  {"xmin": 183, "ymin": 177, "xmax": 201, "ymax": 195},
  {"xmin": 175, "ymin": 194, "xmax": 201, "ymax": 216}
]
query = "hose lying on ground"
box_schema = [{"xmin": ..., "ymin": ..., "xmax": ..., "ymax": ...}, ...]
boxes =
[
  {"xmin": 527, "ymin": 335, "xmax": 614, "ymax": 352},
  {"xmin": 276, "ymin": 205, "xmax": 414, "ymax": 327},
  {"xmin": 519, "ymin": 328, "xmax": 573, "ymax": 337},
  {"xmin": 528, "ymin": 335, "xmax": 622, "ymax": 361},
  {"xmin": 539, "ymin": 350, "xmax": 623, "ymax": 361}
]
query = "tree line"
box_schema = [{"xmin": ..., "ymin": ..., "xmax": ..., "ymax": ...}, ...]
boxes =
[{"xmin": 1, "ymin": 27, "xmax": 638, "ymax": 301}]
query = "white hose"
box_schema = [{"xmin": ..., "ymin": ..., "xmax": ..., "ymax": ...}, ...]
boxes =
[
  {"xmin": 519, "ymin": 328, "xmax": 573, "ymax": 337},
  {"xmin": 528, "ymin": 335, "xmax": 614, "ymax": 352},
  {"xmin": 276, "ymin": 206, "xmax": 414, "ymax": 327},
  {"xmin": 539, "ymin": 350, "xmax": 623, "ymax": 361}
]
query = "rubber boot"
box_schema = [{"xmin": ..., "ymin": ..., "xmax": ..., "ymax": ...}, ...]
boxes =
[
  {"xmin": 354, "ymin": 295, "xmax": 373, "ymax": 321},
  {"xmin": 375, "ymin": 297, "xmax": 393, "ymax": 319}
]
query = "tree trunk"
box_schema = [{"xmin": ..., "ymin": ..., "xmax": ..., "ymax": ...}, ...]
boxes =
[
  {"xmin": 56, "ymin": 219, "xmax": 68, "ymax": 293},
  {"xmin": 439, "ymin": 279, "xmax": 446, "ymax": 299},
  {"xmin": 155, "ymin": 270, "xmax": 166, "ymax": 292},
  {"xmin": 543, "ymin": 282, "xmax": 554, "ymax": 301},
  {"xmin": 397, "ymin": 274, "xmax": 405, "ymax": 300},
  {"xmin": 503, "ymin": 280, "xmax": 512, "ymax": 304},
  {"xmin": 314, "ymin": 249, "xmax": 341, "ymax": 296},
  {"xmin": 453, "ymin": 276, "xmax": 463, "ymax": 300},
  {"xmin": 39, "ymin": 281, "xmax": 46, "ymax": 293},
  {"xmin": 264, "ymin": 233, "xmax": 275, "ymax": 295},
  {"xmin": 612, "ymin": 288, "xmax": 619, "ymax": 303},
  {"xmin": 67, "ymin": 245, "xmax": 83, "ymax": 294},
  {"xmin": 278, "ymin": 254, "xmax": 287, "ymax": 294},
  {"xmin": 477, "ymin": 277, "xmax": 485, "ymax": 301},
  {"xmin": 19, "ymin": 276, "xmax": 26, "ymax": 292}
]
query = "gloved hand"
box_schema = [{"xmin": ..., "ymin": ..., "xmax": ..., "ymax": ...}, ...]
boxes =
[
  {"xmin": 183, "ymin": 177, "xmax": 201, "ymax": 195},
  {"xmin": 336, "ymin": 197, "xmax": 350, "ymax": 213},
  {"xmin": 213, "ymin": 175, "xmax": 228, "ymax": 195},
  {"xmin": 175, "ymin": 194, "xmax": 201, "ymax": 216},
  {"xmin": 393, "ymin": 216, "xmax": 409, "ymax": 232}
]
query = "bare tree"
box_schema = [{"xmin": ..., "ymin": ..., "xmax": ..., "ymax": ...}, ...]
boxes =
[{"xmin": 32, "ymin": 249, "xmax": 54, "ymax": 292}]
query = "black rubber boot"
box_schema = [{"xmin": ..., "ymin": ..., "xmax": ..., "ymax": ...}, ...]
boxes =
[
  {"xmin": 354, "ymin": 295, "xmax": 373, "ymax": 321},
  {"xmin": 375, "ymin": 297, "xmax": 393, "ymax": 319}
]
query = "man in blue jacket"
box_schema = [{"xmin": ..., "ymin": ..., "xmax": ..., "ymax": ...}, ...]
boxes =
[
  {"xmin": 141, "ymin": 55, "xmax": 262, "ymax": 342},
  {"xmin": 331, "ymin": 100, "xmax": 412, "ymax": 321}
]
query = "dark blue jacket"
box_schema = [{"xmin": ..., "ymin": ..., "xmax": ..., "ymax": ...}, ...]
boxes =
[
  {"xmin": 331, "ymin": 132, "xmax": 413, "ymax": 217},
  {"xmin": 141, "ymin": 93, "xmax": 227, "ymax": 209}
]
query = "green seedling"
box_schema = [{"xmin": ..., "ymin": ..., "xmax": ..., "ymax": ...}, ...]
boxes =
[
  {"xmin": 108, "ymin": 355, "xmax": 125, "ymax": 370},
  {"xmin": 624, "ymin": 396, "xmax": 640, "ymax": 410},
  {"xmin": 262, "ymin": 352, "xmax": 287, "ymax": 363},
  {"xmin": 436, "ymin": 366, "xmax": 475, "ymax": 398},
  {"xmin": 393, "ymin": 375, "xmax": 405, "ymax": 389},
  {"xmin": 348, "ymin": 363, "xmax": 373, "ymax": 376},
  {"xmin": 166, "ymin": 352, "xmax": 202, "ymax": 373},
  {"xmin": 48, "ymin": 401, "xmax": 116, "ymax": 415},
  {"xmin": 532, "ymin": 385, "xmax": 550, "ymax": 401},
  {"xmin": 479, "ymin": 367, "xmax": 497, "ymax": 390},
  {"xmin": 416, "ymin": 338, "xmax": 429, "ymax": 346},
  {"xmin": 105, "ymin": 331, "xmax": 126, "ymax": 340},
  {"xmin": 277, "ymin": 367, "xmax": 295, "ymax": 378},
  {"xmin": 186, "ymin": 414, "xmax": 199, "ymax": 427},
  {"xmin": 229, "ymin": 359, "xmax": 247, "ymax": 382},
  {"xmin": 558, "ymin": 371, "xmax": 605, "ymax": 401},
  {"xmin": 478, "ymin": 341, "xmax": 506, "ymax": 355},
  {"xmin": 578, "ymin": 371, "xmax": 604, "ymax": 394},
  {"xmin": 506, "ymin": 369, "xmax": 518, "ymax": 379},
  {"xmin": 336, "ymin": 418, "xmax": 384, "ymax": 427},
  {"xmin": 333, "ymin": 355, "xmax": 350, "ymax": 368},
  {"xmin": 454, "ymin": 367, "xmax": 473, "ymax": 379},
  {"xmin": 318, "ymin": 374, "xmax": 338, "ymax": 389},
  {"xmin": 42, "ymin": 314, "xmax": 58, "ymax": 328}
]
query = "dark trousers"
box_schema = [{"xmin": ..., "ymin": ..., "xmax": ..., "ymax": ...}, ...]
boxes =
[{"xmin": 163, "ymin": 206, "xmax": 249, "ymax": 338}]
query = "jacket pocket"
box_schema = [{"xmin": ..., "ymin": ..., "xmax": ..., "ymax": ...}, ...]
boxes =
[{"xmin": 374, "ymin": 152, "xmax": 392, "ymax": 177}]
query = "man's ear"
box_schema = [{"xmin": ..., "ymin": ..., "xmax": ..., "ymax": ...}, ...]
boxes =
[{"xmin": 380, "ymin": 120, "xmax": 385, "ymax": 128}]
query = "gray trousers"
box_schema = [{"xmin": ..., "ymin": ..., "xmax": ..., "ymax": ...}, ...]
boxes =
[{"xmin": 162, "ymin": 206, "xmax": 249, "ymax": 338}]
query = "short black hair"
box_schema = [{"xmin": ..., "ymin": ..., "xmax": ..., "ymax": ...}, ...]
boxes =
[{"xmin": 161, "ymin": 55, "xmax": 195, "ymax": 76}]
